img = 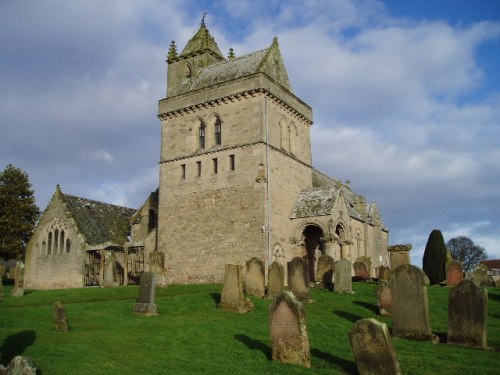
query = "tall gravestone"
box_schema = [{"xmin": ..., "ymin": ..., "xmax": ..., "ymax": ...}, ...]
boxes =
[
  {"xmin": 149, "ymin": 250, "xmax": 168, "ymax": 287},
  {"xmin": 390, "ymin": 265, "xmax": 436, "ymax": 341},
  {"xmin": 134, "ymin": 272, "xmax": 158, "ymax": 315},
  {"xmin": 269, "ymin": 291, "xmax": 311, "ymax": 368},
  {"xmin": 245, "ymin": 257, "xmax": 265, "ymax": 298},
  {"xmin": 11, "ymin": 261, "xmax": 25, "ymax": 297},
  {"xmin": 219, "ymin": 264, "xmax": 253, "ymax": 313},
  {"xmin": 287, "ymin": 257, "xmax": 310, "ymax": 301},
  {"xmin": 375, "ymin": 282, "xmax": 392, "ymax": 316},
  {"xmin": 446, "ymin": 260, "xmax": 464, "ymax": 287},
  {"xmin": 353, "ymin": 260, "xmax": 370, "ymax": 281},
  {"xmin": 334, "ymin": 259, "xmax": 352, "ymax": 293},
  {"xmin": 388, "ymin": 244, "xmax": 412, "ymax": 269},
  {"xmin": 448, "ymin": 280, "xmax": 488, "ymax": 348},
  {"xmin": 349, "ymin": 318, "xmax": 401, "ymax": 375},
  {"xmin": 378, "ymin": 266, "xmax": 391, "ymax": 282},
  {"xmin": 315, "ymin": 255, "xmax": 334, "ymax": 289},
  {"xmin": 267, "ymin": 261, "xmax": 284, "ymax": 298},
  {"xmin": 54, "ymin": 301, "xmax": 69, "ymax": 332}
]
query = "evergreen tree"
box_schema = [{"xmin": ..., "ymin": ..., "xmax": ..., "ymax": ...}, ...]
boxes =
[
  {"xmin": 422, "ymin": 229, "xmax": 447, "ymax": 285},
  {"xmin": 0, "ymin": 164, "xmax": 40, "ymax": 259}
]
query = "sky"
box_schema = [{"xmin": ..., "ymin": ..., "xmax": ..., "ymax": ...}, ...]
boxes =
[{"xmin": 1, "ymin": 0, "xmax": 499, "ymax": 265}]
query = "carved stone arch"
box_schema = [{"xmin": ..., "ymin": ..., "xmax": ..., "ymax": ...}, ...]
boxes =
[
  {"xmin": 279, "ymin": 117, "xmax": 288, "ymax": 150},
  {"xmin": 191, "ymin": 116, "xmax": 206, "ymax": 151},
  {"xmin": 184, "ymin": 62, "xmax": 192, "ymax": 78},
  {"xmin": 288, "ymin": 121, "xmax": 297, "ymax": 154},
  {"xmin": 294, "ymin": 220, "xmax": 328, "ymax": 281},
  {"xmin": 273, "ymin": 243, "xmax": 284, "ymax": 260},
  {"xmin": 207, "ymin": 112, "xmax": 223, "ymax": 148},
  {"xmin": 329, "ymin": 219, "xmax": 351, "ymax": 259}
]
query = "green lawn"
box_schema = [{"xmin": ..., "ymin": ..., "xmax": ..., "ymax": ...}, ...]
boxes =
[{"xmin": 1, "ymin": 283, "xmax": 499, "ymax": 374}]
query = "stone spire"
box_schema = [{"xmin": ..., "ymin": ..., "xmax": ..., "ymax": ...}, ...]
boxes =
[
  {"xmin": 178, "ymin": 22, "xmax": 224, "ymax": 60},
  {"xmin": 167, "ymin": 41, "xmax": 178, "ymax": 63}
]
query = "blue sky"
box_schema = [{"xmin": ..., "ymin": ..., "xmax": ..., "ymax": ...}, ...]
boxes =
[{"xmin": 1, "ymin": 0, "xmax": 499, "ymax": 264}]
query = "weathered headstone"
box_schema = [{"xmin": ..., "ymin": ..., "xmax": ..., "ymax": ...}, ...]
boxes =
[
  {"xmin": 448, "ymin": 280, "xmax": 488, "ymax": 348},
  {"xmin": 334, "ymin": 259, "xmax": 352, "ymax": 293},
  {"xmin": 267, "ymin": 261, "xmax": 284, "ymax": 298},
  {"xmin": 5, "ymin": 356, "xmax": 36, "ymax": 375},
  {"xmin": 446, "ymin": 260, "xmax": 464, "ymax": 287},
  {"xmin": 387, "ymin": 244, "xmax": 412, "ymax": 269},
  {"xmin": 219, "ymin": 264, "xmax": 253, "ymax": 313},
  {"xmin": 375, "ymin": 282, "xmax": 392, "ymax": 316},
  {"xmin": 269, "ymin": 291, "xmax": 311, "ymax": 368},
  {"xmin": 287, "ymin": 257, "xmax": 310, "ymax": 301},
  {"xmin": 54, "ymin": 301, "xmax": 69, "ymax": 332},
  {"xmin": 134, "ymin": 272, "xmax": 158, "ymax": 315},
  {"xmin": 11, "ymin": 261, "xmax": 25, "ymax": 297},
  {"xmin": 390, "ymin": 265, "xmax": 436, "ymax": 341},
  {"xmin": 149, "ymin": 250, "xmax": 168, "ymax": 287},
  {"xmin": 349, "ymin": 318, "xmax": 401, "ymax": 375},
  {"xmin": 103, "ymin": 252, "xmax": 119, "ymax": 287},
  {"xmin": 245, "ymin": 257, "xmax": 265, "ymax": 298},
  {"xmin": 353, "ymin": 260, "xmax": 370, "ymax": 281},
  {"xmin": 357, "ymin": 256, "xmax": 374, "ymax": 278},
  {"xmin": 315, "ymin": 254, "xmax": 334, "ymax": 288},
  {"xmin": 470, "ymin": 265, "xmax": 495, "ymax": 287},
  {"xmin": 378, "ymin": 266, "xmax": 391, "ymax": 282}
]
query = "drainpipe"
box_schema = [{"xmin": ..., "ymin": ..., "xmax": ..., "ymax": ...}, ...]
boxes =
[{"xmin": 265, "ymin": 94, "xmax": 272, "ymax": 266}]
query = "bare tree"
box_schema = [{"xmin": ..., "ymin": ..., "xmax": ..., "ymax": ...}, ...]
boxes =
[{"xmin": 446, "ymin": 236, "xmax": 487, "ymax": 272}]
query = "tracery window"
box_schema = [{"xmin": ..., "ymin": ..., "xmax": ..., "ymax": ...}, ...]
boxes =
[
  {"xmin": 42, "ymin": 219, "xmax": 70, "ymax": 255},
  {"xmin": 214, "ymin": 117, "xmax": 222, "ymax": 146}
]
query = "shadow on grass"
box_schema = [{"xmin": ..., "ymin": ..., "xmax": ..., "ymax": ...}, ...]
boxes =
[
  {"xmin": 311, "ymin": 348, "xmax": 358, "ymax": 374},
  {"xmin": 235, "ymin": 334, "xmax": 272, "ymax": 360},
  {"xmin": 209, "ymin": 293, "xmax": 220, "ymax": 306},
  {"xmin": 435, "ymin": 331, "xmax": 448, "ymax": 344},
  {"xmin": 333, "ymin": 310, "xmax": 364, "ymax": 323},
  {"xmin": 489, "ymin": 293, "xmax": 500, "ymax": 302},
  {"xmin": 352, "ymin": 301, "xmax": 378, "ymax": 315},
  {"xmin": 0, "ymin": 330, "xmax": 36, "ymax": 365}
]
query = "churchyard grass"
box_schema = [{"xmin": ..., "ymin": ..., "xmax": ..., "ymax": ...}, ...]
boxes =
[{"xmin": 1, "ymin": 283, "xmax": 499, "ymax": 374}]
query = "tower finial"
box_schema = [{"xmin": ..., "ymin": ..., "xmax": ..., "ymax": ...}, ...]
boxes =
[{"xmin": 201, "ymin": 12, "xmax": 208, "ymax": 27}]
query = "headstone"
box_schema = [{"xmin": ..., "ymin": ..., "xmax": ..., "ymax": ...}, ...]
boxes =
[
  {"xmin": 334, "ymin": 259, "xmax": 352, "ymax": 293},
  {"xmin": 0, "ymin": 264, "xmax": 4, "ymax": 301},
  {"xmin": 348, "ymin": 318, "xmax": 401, "ymax": 375},
  {"xmin": 353, "ymin": 260, "xmax": 370, "ymax": 281},
  {"xmin": 54, "ymin": 301, "xmax": 69, "ymax": 332},
  {"xmin": 378, "ymin": 266, "xmax": 391, "ymax": 282},
  {"xmin": 245, "ymin": 257, "xmax": 265, "ymax": 298},
  {"xmin": 390, "ymin": 265, "xmax": 436, "ymax": 341},
  {"xmin": 357, "ymin": 256, "xmax": 374, "ymax": 278},
  {"xmin": 267, "ymin": 261, "xmax": 284, "ymax": 298},
  {"xmin": 149, "ymin": 251, "xmax": 168, "ymax": 287},
  {"xmin": 375, "ymin": 282, "xmax": 392, "ymax": 316},
  {"xmin": 387, "ymin": 244, "xmax": 412, "ymax": 269},
  {"xmin": 315, "ymin": 255, "xmax": 334, "ymax": 288},
  {"xmin": 448, "ymin": 280, "xmax": 488, "ymax": 348},
  {"xmin": 103, "ymin": 253, "xmax": 119, "ymax": 287},
  {"xmin": 287, "ymin": 257, "xmax": 310, "ymax": 301},
  {"xmin": 446, "ymin": 260, "xmax": 464, "ymax": 287},
  {"xmin": 269, "ymin": 291, "xmax": 311, "ymax": 368},
  {"xmin": 134, "ymin": 272, "xmax": 158, "ymax": 315},
  {"xmin": 470, "ymin": 265, "xmax": 495, "ymax": 287},
  {"xmin": 11, "ymin": 262, "xmax": 25, "ymax": 297},
  {"xmin": 219, "ymin": 264, "xmax": 253, "ymax": 313},
  {"xmin": 5, "ymin": 356, "xmax": 36, "ymax": 375}
]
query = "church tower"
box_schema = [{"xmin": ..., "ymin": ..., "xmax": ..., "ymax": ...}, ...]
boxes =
[{"xmin": 157, "ymin": 22, "xmax": 315, "ymax": 283}]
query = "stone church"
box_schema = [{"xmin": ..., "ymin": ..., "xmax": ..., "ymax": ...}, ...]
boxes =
[{"xmin": 25, "ymin": 22, "xmax": 389, "ymax": 289}]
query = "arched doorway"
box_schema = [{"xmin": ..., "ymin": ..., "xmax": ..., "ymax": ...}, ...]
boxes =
[
  {"xmin": 335, "ymin": 224, "xmax": 348, "ymax": 258},
  {"xmin": 302, "ymin": 225, "xmax": 324, "ymax": 281}
]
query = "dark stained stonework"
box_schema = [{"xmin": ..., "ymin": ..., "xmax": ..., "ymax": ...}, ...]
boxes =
[
  {"xmin": 315, "ymin": 254, "xmax": 334, "ymax": 289},
  {"xmin": 353, "ymin": 260, "xmax": 370, "ymax": 281},
  {"xmin": 54, "ymin": 301, "xmax": 69, "ymax": 332},
  {"xmin": 287, "ymin": 257, "xmax": 310, "ymax": 301}
]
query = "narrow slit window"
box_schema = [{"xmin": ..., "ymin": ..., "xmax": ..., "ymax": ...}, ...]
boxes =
[
  {"xmin": 229, "ymin": 154, "xmax": 235, "ymax": 171},
  {"xmin": 214, "ymin": 117, "xmax": 222, "ymax": 146},
  {"xmin": 197, "ymin": 161, "xmax": 202, "ymax": 177},
  {"xmin": 181, "ymin": 164, "xmax": 186, "ymax": 179},
  {"xmin": 213, "ymin": 158, "xmax": 218, "ymax": 174},
  {"xmin": 199, "ymin": 123, "xmax": 206, "ymax": 149}
]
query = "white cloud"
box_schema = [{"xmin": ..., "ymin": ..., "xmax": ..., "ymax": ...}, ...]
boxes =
[{"xmin": 81, "ymin": 149, "xmax": 115, "ymax": 164}]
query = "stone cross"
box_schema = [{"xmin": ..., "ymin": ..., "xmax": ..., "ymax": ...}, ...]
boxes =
[
  {"xmin": 54, "ymin": 301, "xmax": 69, "ymax": 332},
  {"xmin": 353, "ymin": 260, "xmax": 370, "ymax": 281},
  {"xmin": 245, "ymin": 257, "xmax": 265, "ymax": 298},
  {"xmin": 287, "ymin": 257, "xmax": 310, "ymax": 301},
  {"xmin": 219, "ymin": 264, "xmax": 253, "ymax": 313},
  {"xmin": 134, "ymin": 272, "xmax": 158, "ymax": 315},
  {"xmin": 446, "ymin": 260, "xmax": 464, "ymax": 287},
  {"xmin": 390, "ymin": 265, "xmax": 436, "ymax": 341},
  {"xmin": 348, "ymin": 318, "xmax": 401, "ymax": 375},
  {"xmin": 448, "ymin": 280, "xmax": 488, "ymax": 348},
  {"xmin": 267, "ymin": 261, "xmax": 284, "ymax": 298},
  {"xmin": 269, "ymin": 291, "xmax": 311, "ymax": 368},
  {"xmin": 334, "ymin": 259, "xmax": 352, "ymax": 293},
  {"xmin": 315, "ymin": 254, "xmax": 334, "ymax": 289},
  {"xmin": 375, "ymin": 281, "xmax": 392, "ymax": 317},
  {"xmin": 11, "ymin": 261, "xmax": 25, "ymax": 297}
]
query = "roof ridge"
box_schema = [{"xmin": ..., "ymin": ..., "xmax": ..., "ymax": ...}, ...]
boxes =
[{"xmin": 62, "ymin": 193, "xmax": 135, "ymax": 211}]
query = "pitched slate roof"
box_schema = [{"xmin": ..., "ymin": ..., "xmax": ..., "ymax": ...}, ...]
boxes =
[
  {"xmin": 291, "ymin": 187, "xmax": 338, "ymax": 218},
  {"xmin": 61, "ymin": 193, "xmax": 135, "ymax": 246}
]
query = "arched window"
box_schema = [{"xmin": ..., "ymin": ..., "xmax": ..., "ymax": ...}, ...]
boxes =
[
  {"xmin": 60, "ymin": 230, "xmax": 65, "ymax": 253},
  {"xmin": 42, "ymin": 240, "xmax": 47, "ymax": 254},
  {"xmin": 66, "ymin": 238, "xmax": 71, "ymax": 253},
  {"xmin": 214, "ymin": 117, "xmax": 222, "ymax": 146},
  {"xmin": 199, "ymin": 122, "xmax": 206, "ymax": 149},
  {"xmin": 54, "ymin": 229, "xmax": 59, "ymax": 253},
  {"xmin": 48, "ymin": 232, "xmax": 53, "ymax": 254},
  {"xmin": 185, "ymin": 63, "xmax": 192, "ymax": 78}
]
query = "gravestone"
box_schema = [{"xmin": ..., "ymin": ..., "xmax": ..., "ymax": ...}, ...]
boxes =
[
  {"xmin": 11, "ymin": 261, "xmax": 25, "ymax": 297},
  {"xmin": 375, "ymin": 282, "xmax": 392, "ymax": 316},
  {"xmin": 219, "ymin": 264, "xmax": 253, "ymax": 313},
  {"xmin": 269, "ymin": 291, "xmax": 311, "ymax": 368},
  {"xmin": 378, "ymin": 266, "xmax": 391, "ymax": 282},
  {"xmin": 448, "ymin": 280, "xmax": 488, "ymax": 348},
  {"xmin": 357, "ymin": 256, "xmax": 374, "ymax": 278},
  {"xmin": 349, "ymin": 318, "xmax": 401, "ymax": 375},
  {"xmin": 315, "ymin": 255, "xmax": 334, "ymax": 289},
  {"xmin": 149, "ymin": 251, "xmax": 168, "ymax": 287},
  {"xmin": 0, "ymin": 264, "xmax": 4, "ymax": 301},
  {"xmin": 245, "ymin": 257, "xmax": 265, "ymax": 298},
  {"xmin": 390, "ymin": 265, "xmax": 436, "ymax": 341},
  {"xmin": 353, "ymin": 260, "xmax": 370, "ymax": 281},
  {"xmin": 470, "ymin": 265, "xmax": 495, "ymax": 287},
  {"xmin": 388, "ymin": 244, "xmax": 412, "ymax": 269},
  {"xmin": 54, "ymin": 301, "xmax": 69, "ymax": 332},
  {"xmin": 446, "ymin": 260, "xmax": 464, "ymax": 287},
  {"xmin": 287, "ymin": 257, "xmax": 310, "ymax": 301},
  {"xmin": 267, "ymin": 261, "xmax": 284, "ymax": 298},
  {"xmin": 134, "ymin": 272, "xmax": 158, "ymax": 315},
  {"xmin": 103, "ymin": 253, "xmax": 119, "ymax": 287},
  {"xmin": 334, "ymin": 259, "xmax": 352, "ymax": 293},
  {"xmin": 5, "ymin": 356, "xmax": 36, "ymax": 375}
]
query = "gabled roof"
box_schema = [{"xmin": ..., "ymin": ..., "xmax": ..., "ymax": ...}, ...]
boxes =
[
  {"xmin": 481, "ymin": 259, "xmax": 500, "ymax": 270},
  {"xmin": 55, "ymin": 188, "xmax": 135, "ymax": 246}
]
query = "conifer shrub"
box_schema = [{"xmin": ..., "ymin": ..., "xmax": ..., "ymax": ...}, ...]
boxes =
[{"xmin": 423, "ymin": 229, "xmax": 447, "ymax": 285}]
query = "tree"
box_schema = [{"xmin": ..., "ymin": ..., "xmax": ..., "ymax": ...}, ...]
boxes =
[
  {"xmin": 422, "ymin": 229, "xmax": 447, "ymax": 285},
  {"xmin": 446, "ymin": 236, "xmax": 487, "ymax": 272},
  {"xmin": 0, "ymin": 164, "xmax": 40, "ymax": 259}
]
